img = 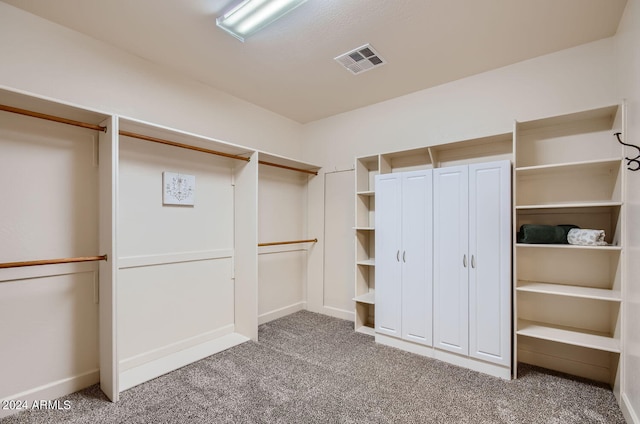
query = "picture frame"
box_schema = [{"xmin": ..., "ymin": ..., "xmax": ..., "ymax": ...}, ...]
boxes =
[{"xmin": 163, "ymin": 172, "xmax": 195, "ymax": 206}]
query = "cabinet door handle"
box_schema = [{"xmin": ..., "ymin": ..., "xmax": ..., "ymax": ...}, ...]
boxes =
[
  {"xmin": 463, "ymin": 254, "xmax": 467, "ymax": 268},
  {"xmin": 471, "ymin": 255, "xmax": 476, "ymax": 269},
  {"xmin": 402, "ymin": 251, "xmax": 406, "ymax": 263},
  {"xmin": 397, "ymin": 250, "xmax": 400, "ymax": 262}
]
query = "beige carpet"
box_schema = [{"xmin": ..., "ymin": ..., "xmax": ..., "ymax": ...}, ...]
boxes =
[{"xmin": 1, "ymin": 311, "xmax": 625, "ymax": 423}]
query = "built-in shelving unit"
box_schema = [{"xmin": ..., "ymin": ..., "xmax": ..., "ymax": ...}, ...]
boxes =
[
  {"xmin": 354, "ymin": 155, "xmax": 379, "ymax": 334},
  {"xmin": 513, "ymin": 104, "xmax": 625, "ymax": 392},
  {"xmin": 353, "ymin": 134, "xmax": 512, "ymax": 336}
]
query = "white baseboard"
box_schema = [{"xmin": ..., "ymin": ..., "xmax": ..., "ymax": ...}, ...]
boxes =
[
  {"xmin": 259, "ymin": 302, "xmax": 306, "ymax": 325},
  {"xmin": 375, "ymin": 334, "xmax": 435, "ymax": 357},
  {"xmin": 622, "ymin": 392, "xmax": 639, "ymax": 424},
  {"xmin": 320, "ymin": 305, "xmax": 354, "ymax": 321},
  {"xmin": 119, "ymin": 325, "xmax": 235, "ymax": 371},
  {"xmin": 119, "ymin": 333, "xmax": 249, "ymax": 392},
  {"xmin": 0, "ymin": 369, "xmax": 99, "ymax": 419},
  {"xmin": 375, "ymin": 334, "xmax": 511, "ymax": 380}
]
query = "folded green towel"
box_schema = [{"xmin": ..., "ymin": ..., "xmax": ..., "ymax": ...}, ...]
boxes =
[{"xmin": 517, "ymin": 224, "xmax": 579, "ymax": 244}]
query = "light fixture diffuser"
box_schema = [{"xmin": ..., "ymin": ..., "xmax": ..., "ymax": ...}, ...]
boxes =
[{"xmin": 216, "ymin": 0, "xmax": 308, "ymax": 42}]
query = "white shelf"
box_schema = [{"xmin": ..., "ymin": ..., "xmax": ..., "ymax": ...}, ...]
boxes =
[
  {"xmin": 355, "ymin": 325, "xmax": 376, "ymax": 336},
  {"xmin": 354, "ymin": 226, "xmax": 375, "ymax": 231},
  {"xmin": 356, "ymin": 259, "xmax": 375, "ymax": 266},
  {"xmin": 517, "ymin": 281, "xmax": 621, "ymax": 302},
  {"xmin": 357, "ymin": 190, "xmax": 375, "ymax": 196},
  {"xmin": 353, "ymin": 291, "xmax": 375, "ymax": 304},
  {"xmin": 515, "ymin": 158, "xmax": 622, "ymax": 175},
  {"xmin": 517, "ymin": 319, "xmax": 620, "ymax": 353},
  {"xmin": 516, "ymin": 105, "xmax": 618, "ymax": 133},
  {"xmin": 515, "ymin": 243, "xmax": 621, "ymax": 251},
  {"xmin": 516, "ymin": 201, "xmax": 622, "ymax": 210}
]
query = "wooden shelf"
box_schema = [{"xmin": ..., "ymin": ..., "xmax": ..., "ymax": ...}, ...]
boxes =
[
  {"xmin": 353, "ymin": 291, "xmax": 375, "ymax": 304},
  {"xmin": 354, "ymin": 226, "xmax": 375, "ymax": 231},
  {"xmin": 517, "ymin": 281, "xmax": 621, "ymax": 302},
  {"xmin": 357, "ymin": 190, "xmax": 375, "ymax": 196},
  {"xmin": 517, "ymin": 319, "xmax": 620, "ymax": 353},
  {"xmin": 356, "ymin": 259, "xmax": 375, "ymax": 266},
  {"xmin": 516, "ymin": 243, "xmax": 621, "ymax": 251}
]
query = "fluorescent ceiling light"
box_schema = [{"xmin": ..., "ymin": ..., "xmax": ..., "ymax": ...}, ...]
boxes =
[{"xmin": 216, "ymin": 0, "xmax": 308, "ymax": 42}]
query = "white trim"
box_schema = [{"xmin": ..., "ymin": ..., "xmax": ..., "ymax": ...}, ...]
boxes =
[
  {"xmin": 321, "ymin": 305, "xmax": 354, "ymax": 321},
  {"xmin": 119, "ymin": 324, "xmax": 235, "ymax": 371},
  {"xmin": 259, "ymin": 302, "xmax": 306, "ymax": 325},
  {"xmin": 621, "ymin": 392, "xmax": 639, "ymax": 424},
  {"xmin": 375, "ymin": 334, "xmax": 511, "ymax": 380},
  {"xmin": 376, "ymin": 334, "xmax": 435, "ymax": 357},
  {"xmin": 118, "ymin": 249, "xmax": 233, "ymax": 269},
  {"xmin": 0, "ymin": 369, "xmax": 99, "ymax": 419},
  {"xmin": 119, "ymin": 332, "xmax": 249, "ymax": 391}
]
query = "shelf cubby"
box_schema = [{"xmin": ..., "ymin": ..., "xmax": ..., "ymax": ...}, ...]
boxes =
[
  {"xmin": 428, "ymin": 132, "xmax": 513, "ymax": 168},
  {"xmin": 516, "ymin": 204, "xmax": 622, "ymax": 247},
  {"xmin": 517, "ymin": 319, "xmax": 620, "ymax": 353},
  {"xmin": 515, "ymin": 105, "xmax": 622, "ymax": 168},
  {"xmin": 515, "ymin": 158, "xmax": 622, "ymax": 207},
  {"xmin": 516, "ymin": 281, "xmax": 621, "ymax": 302},
  {"xmin": 516, "ymin": 244, "xmax": 621, "ymax": 290},
  {"xmin": 380, "ymin": 147, "xmax": 431, "ymax": 174}
]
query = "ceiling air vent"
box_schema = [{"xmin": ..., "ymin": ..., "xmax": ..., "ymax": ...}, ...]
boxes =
[{"xmin": 334, "ymin": 44, "xmax": 386, "ymax": 75}]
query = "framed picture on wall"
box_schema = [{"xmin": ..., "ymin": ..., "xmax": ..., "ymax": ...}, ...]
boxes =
[{"xmin": 163, "ymin": 172, "xmax": 195, "ymax": 206}]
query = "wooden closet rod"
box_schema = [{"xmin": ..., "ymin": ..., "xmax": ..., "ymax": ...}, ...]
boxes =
[
  {"xmin": 0, "ymin": 255, "xmax": 108, "ymax": 269},
  {"xmin": 258, "ymin": 160, "xmax": 318, "ymax": 175},
  {"xmin": 0, "ymin": 104, "xmax": 107, "ymax": 132},
  {"xmin": 119, "ymin": 130, "xmax": 250, "ymax": 162},
  {"xmin": 258, "ymin": 238, "xmax": 318, "ymax": 247}
]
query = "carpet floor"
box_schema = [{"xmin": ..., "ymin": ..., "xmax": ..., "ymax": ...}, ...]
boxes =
[{"xmin": 1, "ymin": 311, "xmax": 625, "ymax": 423}]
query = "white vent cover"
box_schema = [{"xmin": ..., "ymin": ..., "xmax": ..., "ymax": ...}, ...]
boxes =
[{"xmin": 334, "ymin": 44, "xmax": 386, "ymax": 75}]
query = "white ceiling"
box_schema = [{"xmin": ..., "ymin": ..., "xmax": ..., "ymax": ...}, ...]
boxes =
[{"xmin": 2, "ymin": 0, "xmax": 628, "ymax": 123}]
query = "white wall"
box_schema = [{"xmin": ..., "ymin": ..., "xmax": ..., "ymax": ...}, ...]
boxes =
[
  {"xmin": 0, "ymin": 2, "xmax": 303, "ymax": 159},
  {"xmin": 615, "ymin": 0, "xmax": 640, "ymax": 422},
  {"xmin": 303, "ymin": 37, "xmax": 619, "ymax": 320}
]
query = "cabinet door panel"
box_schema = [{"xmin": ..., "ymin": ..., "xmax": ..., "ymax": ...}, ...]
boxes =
[
  {"xmin": 401, "ymin": 170, "xmax": 433, "ymax": 346},
  {"xmin": 433, "ymin": 166, "xmax": 469, "ymax": 355},
  {"xmin": 375, "ymin": 174, "xmax": 402, "ymax": 337},
  {"xmin": 469, "ymin": 161, "xmax": 511, "ymax": 366}
]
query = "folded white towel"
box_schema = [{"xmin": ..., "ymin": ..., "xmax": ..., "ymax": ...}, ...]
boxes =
[{"xmin": 567, "ymin": 228, "xmax": 607, "ymax": 246}]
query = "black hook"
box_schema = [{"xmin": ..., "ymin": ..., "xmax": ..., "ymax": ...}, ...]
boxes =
[{"xmin": 615, "ymin": 132, "xmax": 640, "ymax": 171}]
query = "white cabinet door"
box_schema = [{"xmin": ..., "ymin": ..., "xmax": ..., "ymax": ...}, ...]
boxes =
[
  {"xmin": 468, "ymin": 161, "xmax": 511, "ymax": 366},
  {"xmin": 433, "ymin": 165, "xmax": 469, "ymax": 355},
  {"xmin": 401, "ymin": 170, "xmax": 433, "ymax": 346},
  {"xmin": 375, "ymin": 174, "xmax": 402, "ymax": 337}
]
